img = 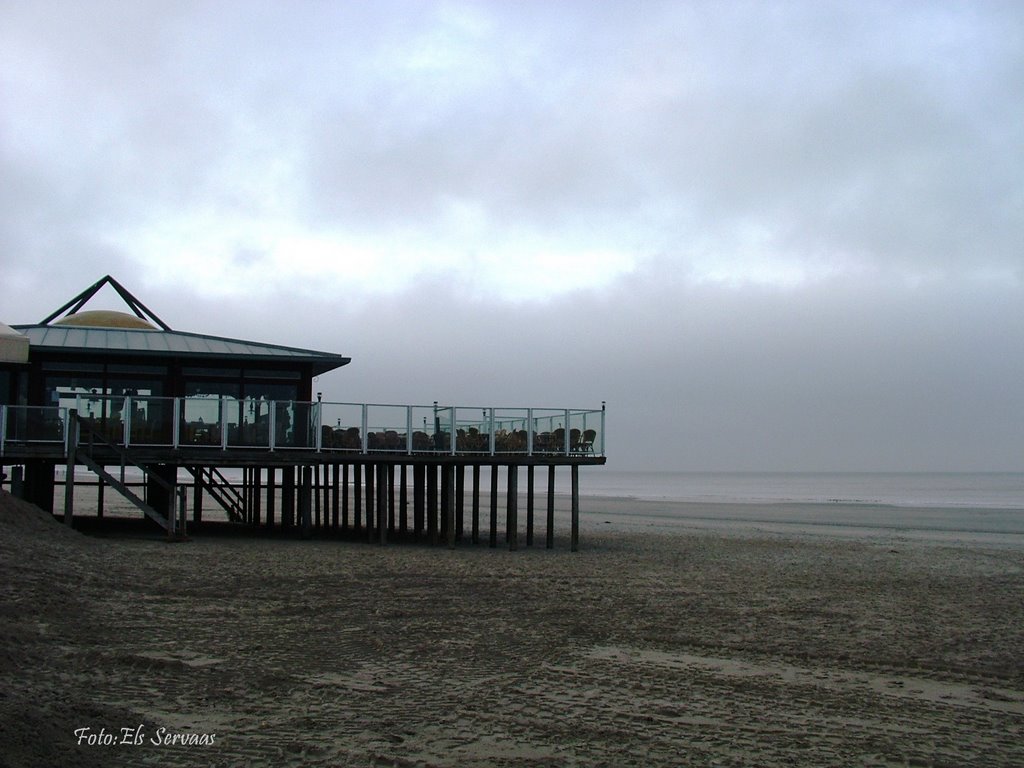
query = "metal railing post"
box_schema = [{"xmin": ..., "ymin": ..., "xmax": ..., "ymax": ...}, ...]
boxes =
[
  {"xmin": 0, "ymin": 405, "xmax": 6, "ymax": 457},
  {"xmin": 564, "ymin": 409, "xmax": 570, "ymax": 457},
  {"xmin": 269, "ymin": 402, "xmax": 277, "ymax": 451},
  {"xmin": 361, "ymin": 404, "xmax": 368, "ymax": 453},
  {"xmin": 220, "ymin": 397, "xmax": 228, "ymax": 450},
  {"xmin": 601, "ymin": 401, "xmax": 606, "ymax": 456},
  {"xmin": 172, "ymin": 398, "xmax": 181, "ymax": 449},
  {"xmin": 315, "ymin": 397, "xmax": 323, "ymax": 452},
  {"xmin": 124, "ymin": 396, "xmax": 132, "ymax": 449},
  {"xmin": 406, "ymin": 406, "xmax": 413, "ymax": 454},
  {"xmin": 489, "ymin": 408, "xmax": 495, "ymax": 456},
  {"xmin": 527, "ymin": 408, "xmax": 533, "ymax": 456},
  {"xmin": 450, "ymin": 406, "xmax": 457, "ymax": 456}
]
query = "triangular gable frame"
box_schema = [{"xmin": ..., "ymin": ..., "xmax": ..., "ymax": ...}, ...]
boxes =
[{"xmin": 39, "ymin": 275, "xmax": 173, "ymax": 331}]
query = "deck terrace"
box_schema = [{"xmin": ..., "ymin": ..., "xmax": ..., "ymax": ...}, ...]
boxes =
[{"xmin": 1, "ymin": 398, "xmax": 606, "ymax": 551}]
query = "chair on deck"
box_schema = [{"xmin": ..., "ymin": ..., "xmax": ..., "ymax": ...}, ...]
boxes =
[
  {"xmin": 579, "ymin": 429, "xmax": 597, "ymax": 454},
  {"xmin": 570, "ymin": 428, "xmax": 582, "ymax": 453},
  {"xmin": 551, "ymin": 427, "xmax": 565, "ymax": 453}
]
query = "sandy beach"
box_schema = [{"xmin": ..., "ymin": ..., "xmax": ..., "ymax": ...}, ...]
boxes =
[{"xmin": 2, "ymin": 488, "xmax": 1023, "ymax": 767}]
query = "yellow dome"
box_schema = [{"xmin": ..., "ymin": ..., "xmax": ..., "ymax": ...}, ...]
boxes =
[{"xmin": 54, "ymin": 310, "xmax": 157, "ymax": 330}]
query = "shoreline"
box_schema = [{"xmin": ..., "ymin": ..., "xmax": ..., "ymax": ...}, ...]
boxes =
[{"xmin": 59, "ymin": 480, "xmax": 1024, "ymax": 550}]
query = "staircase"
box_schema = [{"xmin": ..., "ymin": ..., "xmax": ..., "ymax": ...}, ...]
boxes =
[
  {"xmin": 71, "ymin": 413, "xmax": 177, "ymax": 535},
  {"xmin": 185, "ymin": 465, "xmax": 246, "ymax": 523}
]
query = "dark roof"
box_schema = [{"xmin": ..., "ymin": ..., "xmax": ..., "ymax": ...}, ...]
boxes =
[{"xmin": 12, "ymin": 324, "xmax": 351, "ymax": 377}]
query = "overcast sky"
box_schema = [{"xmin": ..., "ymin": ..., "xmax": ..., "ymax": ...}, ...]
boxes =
[{"xmin": 2, "ymin": 1, "xmax": 1022, "ymax": 472}]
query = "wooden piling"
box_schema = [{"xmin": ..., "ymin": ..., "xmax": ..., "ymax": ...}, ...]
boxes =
[
  {"xmin": 456, "ymin": 464, "xmax": 465, "ymax": 541},
  {"xmin": 283, "ymin": 466, "xmax": 295, "ymax": 530},
  {"xmin": 353, "ymin": 462, "xmax": 362, "ymax": 534},
  {"xmin": 63, "ymin": 419, "xmax": 77, "ymax": 526},
  {"xmin": 332, "ymin": 464, "xmax": 340, "ymax": 530},
  {"xmin": 571, "ymin": 464, "xmax": 579, "ymax": 552},
  {"xmin": 439, "ymin": 465, "xmax": 449, "ymax": 539},
  {"xmin": 365, "ymin": 462, "xmax": 375, "ymax": 542},
  {"xmin": 253, "ymin": 467, "xmax": 262, "ymax": 526},
  {"xmin": 300, "ymin": 465, "xmax": 312, "ymax": 538},
  {"xmin": 546, "ymin": 465, "xmax": 555, "ymax": 549},
  {"xmin": 193, "ymin": 472, "xmax": 203, "ymax": 524},
  {"xmin": 341, "ymin": 464, "xmax": 349, "ymax": 531},
  {"xmin": 413, "ymin": 463, "xmax": 424, "ymax": 539},
  {"xmin": 399, "ymin": 464, "xmax": 408, "ymax": 536},
  {"xmin": 471, "ymin": 464, "xmax": 481, "ymax": 544},
  {"xmin": 265, "ymin": 467, "xmax": 276, "ymax": 529},
  {"xmin": 427, "ymin": 464, "xmax": 438, "ymax": 545},
  {"xmin": 489, "ymin": 464, "xmax": 498, "ymax": 548},
  {"xmin": 377, "ymin": 463, "xmax": 387, "ymax": 545},
  {"xmin": 445, "ymin": 465, "xmax": 456, "ymax": 549},
  {"xmin": 507, "ymin": 464, "xmax": 518, "ymax": 551},
  {"xmin": 526, "ymin": 465, "xmax": 534, "ymax": 546},
  {"xmin": 313, "ymin": 464, "xmax": 321, "ymax": 529},
  {"xmin": 387, "ymin": 463, "xmax": 396, "ymax": 534}
]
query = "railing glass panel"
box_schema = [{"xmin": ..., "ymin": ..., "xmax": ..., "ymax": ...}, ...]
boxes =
[
  {"xmin": 180, "ymin": 395, "xmax": 227, "ymax": 447},
  {"xmin": 0, "ymin": 399, "xmax": 605, "ymax": 457},
  {"xmin": 2, "ymin": 406, "xmax": 66, "ymax": 444},
  {"xmin": 452, "ymin": 406, "xmax": 492, "ymax": 454},
  {"xmin": 407, "ymin": 405, "xmax": 438, "ymax": 453},
  {"xmin": 126, "ymin": 395, "xmax": 174, "ymax": 446},
  {"xmin": 275, "ymin": 400, "xmax": 315, "ymax": 449},
  {"xmin": 567, "ymin": 408, "xmax": 601, "ymax": 456},
  {"xmin": 229, "ymin": 397, "xmax": 273, "ymax": 448},
  {"xmin": 319, "ymin": 402, "xmax": 365, "ymax": 451},
  {"xmin": 363, "ymin": 403, "xmax": 412, "ymax": 453}
]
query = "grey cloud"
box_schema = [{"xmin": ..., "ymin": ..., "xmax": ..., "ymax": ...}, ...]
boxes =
[{"xmin": 2, "ymin": 1, "xmax": 1022, "ymax": 471}]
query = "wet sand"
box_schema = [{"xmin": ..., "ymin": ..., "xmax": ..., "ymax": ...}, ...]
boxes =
[{"xmin": 2, "ymin": 488, "xmax": 1023, "ymax": 767}]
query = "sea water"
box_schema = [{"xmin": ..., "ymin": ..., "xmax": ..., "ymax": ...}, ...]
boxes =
[
  {"xmin": 571, "ymin": 470, "xmax": 1024, "ymax": 542},
  {"xmin": 574, "ymin": 470, "xmax": 1024, "ymax": 509}
]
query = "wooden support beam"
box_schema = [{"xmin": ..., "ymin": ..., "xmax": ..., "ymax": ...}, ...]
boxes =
[
  {"xmin": 571, "ymin": 464, "xmax": 580, "ymax": 552},
  {"xmin": 265, "ymin": 467, "xmax": 276, "ymax": 529},
  {"xmin": 427, "ymin": 464, "xmax": 438, "ymax": 545},
  {"xmin": 192, "ymin": 472, "xmax": 203, "ymax": 524},
  {"xmin": 413, "ymin": 463, "xmax": 425, "ymax": 539},
  {"xmin": 507, "ymin": 464, "xmax": 518, "ymax": 551},
  {"xmin": 323, "ymin": 464, "xmax": 331, "ymax": 529},
  {"xmin": 97, "ymin": 477, "xmax": 104, "ymax": 520},
  {"xmin": 399, "ymin": 464, "xmax": 408, "ymax": 535},
  {"xmin": 342, "ymin": 464, "xmax": 349, "ymax": 531},
  {"xmin": 471, "ymin": 464, "xmax": 480, "ymax": 545},
  {"xmin": 489, "ymin": 465, "xmax": 498, "ymax": 548},
  {"xmin": 439, "ymin": 465, "xmax": 448, "ymax": 539},
  {"xmin": 283, "ymin": 466, "xmax": 295, "ymax": 530},
  {"xmin": 253, "ymin": 467, "xmax": 262, "ymax": 526},
  {"xmin": 456, "ymin": 464, "xmax": 465, "ymax": 542},
  {"xmin": 365, "ymin": 462, "xmax": 375, "ymax": 543},
  {"xmin": 332, "ymin": 464, "xmax": 340, "ymax": 530},
  {"xmin": 63, "ymin": 429, "xmax": 77, "ymax": 527},
  {"xmin": 353, "ymin": 462, "xmax": 362, "ymax": 534},
  {"xmin": 387, "ymin": 463, "xmax": 396, "ymax": 534},
  {"xmin": 377, "ymin": 463, "xmax": 388, "ymax": 545},
  {"xmin": 546, "ymin": 465, "xmax": 555, "ymax": 549},
  {"xmin": 526, "ymin": 465, "xmax": 534, "ymax": 547},
  {"xmin": 300, "ymin": 465, "xmax": 313, "ymax": 539},
  {"xmin": 313, "ymin": 464, "xmax": 321, "ymax": 530},
  {"xmin": 445, "ymin": 464, "xmax": 456, "ymax": 549}
]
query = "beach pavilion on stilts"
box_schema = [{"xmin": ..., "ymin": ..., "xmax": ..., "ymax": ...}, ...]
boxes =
[{"xmin": 0, "ymin": 276, "xmax": 606, "ymax": 550}]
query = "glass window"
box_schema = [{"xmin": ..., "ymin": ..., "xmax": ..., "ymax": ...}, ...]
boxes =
[
  {"xmin": 182, "ymin": 367, "xmax": 241, "ymax": 378},
  {"xmin": 245, "ymin": 369, "xmax": 301, "ymax": 380},
  {"xmin": 243, "ymin": 382, "xmax": 299, "ymax": 402}
]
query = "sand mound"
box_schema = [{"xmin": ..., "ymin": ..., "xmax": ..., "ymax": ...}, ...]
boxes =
[{"xmin": 0, "ymin": 489, "xmax": 85, "ymax": 538}]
